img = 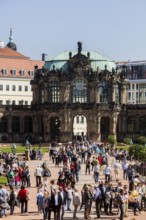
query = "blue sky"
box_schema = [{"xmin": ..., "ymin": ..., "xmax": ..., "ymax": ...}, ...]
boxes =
[{"xmin": 1, "ymin": 0, "xmax": 146, "ymax": 61}]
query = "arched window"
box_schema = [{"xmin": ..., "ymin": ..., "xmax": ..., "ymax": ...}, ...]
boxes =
[
  {"xmin": 24, "ymin": 117, "xmax": 33, "ymax": 133},
  {"xmin": 48, "ymin": 81, "xmax": 60, "ymax": 103},
  {"xmin": 0, "ymin": 117, "xmax": 8, "ymax": 132},
  {"xmin": 12, "ymin": 117, "xmax": 20, "ymax": 133},
  {"xmin": 72, "ymin": 79, "xmax": 87, "ymax": 103},
  {"xmin": 100, "ymin": 80, "xmax": 109, "ymax": 103},
  {"xmin": 139, "ymin": 116, "xmax": 146, "ymax": 133},
  {"xmin": 127, "ymin": 117, "xmax": 136, "ymax": 132}
]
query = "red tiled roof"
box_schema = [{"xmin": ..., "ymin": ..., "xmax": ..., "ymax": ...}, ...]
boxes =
[
  {"xmin": 0, "ymin": 47, "xmax": 44, "ymax": 78},
  {"xmin": 0, "ymin": 46, "xmax": 29, "ymax": 59}
]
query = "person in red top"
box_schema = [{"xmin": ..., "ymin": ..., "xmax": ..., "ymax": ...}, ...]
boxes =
[
  {"xmin": 98, "ymin": 153, "xmax": 103, "ymax": 166},
  {"xmin": 70, "ymin": 162, "xmax": 75, "ymax": 176},
  {"xmin": 18, "ymin": 185, "xmax": 29, "ymax": 214}
]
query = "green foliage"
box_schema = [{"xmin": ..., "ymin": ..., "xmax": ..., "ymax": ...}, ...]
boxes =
[
  {"xmin": 107, "ymin": 135, "xmax": 116, "ymax": 145},
  {"xmin": 137, "ymin": 136, "xmax": 146, "ymax": 145},
  {"xmin": 129, "ymin": 144, "xmax": 146, "ymax": 161},
  {"xmin": 124, "ymin": 137, "xmax": 132, "ymax": 145},
  {"xmin": 0, "ymin": 146, "xmax": 48, "ymax": 154}
]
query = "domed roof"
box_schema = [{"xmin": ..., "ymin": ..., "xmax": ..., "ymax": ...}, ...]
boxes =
[
  {"xmin": 44, "ymin": 49, "xmax": 116, "ymax": 72},
  {"xmin": 6, "ymin": 28, "xmax": 17, "ymax": 51},
  {"xmin": 7, "ymin": 41, "xmax": 17, "ymax": 51}
]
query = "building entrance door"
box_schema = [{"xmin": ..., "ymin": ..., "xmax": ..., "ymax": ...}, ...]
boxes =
[
  {"xmin": 73, "ymin": 115, "xmax": 87, "ymax": 141},
  {"xmin": 50, "ymin": 117, "xmax": 60, "ymax": 142},
  {"xmin": 100, "ymin": 117, "xmax": 110, "ymax": 141}
]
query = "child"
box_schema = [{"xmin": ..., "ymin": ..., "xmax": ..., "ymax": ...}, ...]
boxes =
[
  {"xmin": 9, "ymin": 177, "xmax": 15, "ymax": 190},
  {"xmin": 36, "ymin": 190, "xmax": 43, "ymax": 214},
  {"xmin": 14, "ymin": 172, "xmax": 20, "ymax": 190}
]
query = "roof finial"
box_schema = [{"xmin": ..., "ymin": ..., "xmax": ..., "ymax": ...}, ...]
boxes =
[
  {"xmin": 9, "ymin": 28, "xmax": 13, "ymax": 42},
  {"xmin": 77, "ymin": 41, "xmax": 82, "ymax": 54}
]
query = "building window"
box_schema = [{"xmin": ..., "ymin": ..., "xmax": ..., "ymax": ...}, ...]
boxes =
[
  {"xmin": 19, "ymin": 85, "xmax": 22, "ymax": 91},
  {"xmin": 0, "ymin": 100, "xmax": 3, "ymax": 105},
  {"xmin": 72, "ymin": 79, "xmax": 87, "ymax": 103},
  {"xmin": 48, "ymin": 81, "xmax": 60, "ymax": 103},
  {"xmin": 12, "ymin": 69, "xmax": 16, "ymax": 76},
  {"xmin": 132, "ymin": 84, "xmax": 135, "ymax": 90},
  {"xmin": 81, "ymin": 116, "xmax": 84, "ymax": 123},
  {"xmin": 0, "ymin": 85, "xmax": 3, "ymax": 91},
  {"xmin": 12, "ymin": 85, "xmax": 16, "ymax": 91},
  {"xmin": 21, "ymin": 69, "xmax": 25, "ymax": 76},
  {"xmin": 100, "ymin": 80, "xmax": 110, "ymax": 103},
  {"xmin": 6, "ymin": 85, "xmax": 9, "ymax": 91},
  {"xmin": 30, "ymin": 70, "xmax": 34, "ymax": 77},
  {"xmin": 140, "ymin": 116, "xmax": 146, "ymax": 133},
  {"xmin": 127, "ymin": 117, "xmax": 136, "ymax": 132},
  {"xmin": 6, "ymin": 100, "xmax": 10, "ymax": 105},
  {"xmin": 25, "ymin": 86, "xmax": 28, "ymax": 91},
  {"xmin": 12, "ymin": 101, "xmax": 15, "ymax": 105},
  {"xmin": 2, "ymin": 68, "xmax": 7, "ymax": 76},
  {"xmin": 136, "ymin": 84, "xmax": 139, "ymax": 90},
  {"xmin": 25, "ymin": 101, "xmax": 28, "ymax": 105},
  {"xmin": 128, "ymin": 92, "xmax": 131, "ymax": 100}
]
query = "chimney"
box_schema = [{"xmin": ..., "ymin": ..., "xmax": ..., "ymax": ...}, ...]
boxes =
[{"xmin": 42, "ymin": 53, "xmax": 47, "ymax": 61}]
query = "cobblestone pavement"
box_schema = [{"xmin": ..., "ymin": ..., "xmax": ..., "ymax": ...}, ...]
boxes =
[{"xmin": 4, "ymin": 152, "xmax": 146, "ymax": 220}]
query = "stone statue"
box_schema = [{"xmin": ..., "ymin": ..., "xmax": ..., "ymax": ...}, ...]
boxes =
[{"xmin": 77, "ymin": 41, "xmax": 82, "ymax": 54}]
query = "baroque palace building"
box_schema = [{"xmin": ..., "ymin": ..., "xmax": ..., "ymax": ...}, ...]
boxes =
[{"xmin": 0, "ymin": 42, "xmax": 146, "ymax": 143}]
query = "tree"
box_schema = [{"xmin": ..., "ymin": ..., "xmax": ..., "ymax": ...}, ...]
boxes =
[
  {"xmin": 137, "ymin": 136, "xmax": 146, "ymax": 145},
  {"xmin": 107, "ymin": 135, "xmax": 116, "ymax": 147},
  {"xmin": 124, "ymin": 137, "xmax": 132, "ymax": 145}
]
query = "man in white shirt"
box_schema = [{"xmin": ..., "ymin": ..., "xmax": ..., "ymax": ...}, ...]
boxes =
[{"xmin": 35, "ymin": 165, "xmax": 43, "ymax": 187}]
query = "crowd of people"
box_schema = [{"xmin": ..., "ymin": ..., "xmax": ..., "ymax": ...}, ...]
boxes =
[{"xmin": 0, "ymin": 140, "xmax": 145, "ymax": 220}]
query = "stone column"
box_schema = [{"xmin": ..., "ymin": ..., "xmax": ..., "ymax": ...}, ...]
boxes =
[
  {"xmin": 32, "ymin": 84, "xmax": 39, "ymax": 104},
  {"xmin": 95, "ymin": 81, "xmax": 100, "ymax": 103},
  {"xmin": 43, "ymin": 116, "xmax": 50, "ymax": 142},
  {"xmin": 97, "ymin": 114, "xmax": 101, "ymax": 141},
  {"xmin": 112, "ymin": 83, "xmax": 116, "ymax": 103},
  {"xmin": 7, "ymin": 115, "xmax": 12, "ymax": 133},
  {"xmin": 110, "ymin": 113, "xmax": 118, "ymax": 141},
  {"xmin": 44, "ymin": 83, "xmax": 48, "ymax": 103},
  {"xmin": 121, "ymin": 82, "xmax": 127, "ymax": 104}
]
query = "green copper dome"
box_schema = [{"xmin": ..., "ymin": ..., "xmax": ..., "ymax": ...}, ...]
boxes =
[{"xmin": 44, "ymin": 50, "xmax": 116, "ymax": 72}]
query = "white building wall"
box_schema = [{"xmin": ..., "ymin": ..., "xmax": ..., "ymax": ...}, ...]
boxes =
[{"xmin": 0, "ymin": 77, "xmax": 32, "ymax": 105}]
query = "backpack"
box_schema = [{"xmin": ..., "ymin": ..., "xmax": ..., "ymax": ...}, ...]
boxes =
[
  {"xmin": 43, "ymin": 169, "xmax": 51, "ymax": 177},
  {"xmin": 114, "ymin": 194, "xmax": 124, "ymax": 206}
]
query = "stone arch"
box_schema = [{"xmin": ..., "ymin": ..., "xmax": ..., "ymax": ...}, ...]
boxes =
[
  {"xmin": 0, "ymin": 116, "xmax": 8, "ymax": 133},
  {"xmin": 100, "ymin": 116, "xmax": 110, "ymax": 140},
  {"xmin": 127, "ymin": 116, "xmax": 136, "ymax": 133},
  {"xmin": 12, "ymin": 116, "xmax": 20, "ymax": 133},
  {"xmin": 50, "ymin": 116, "xmax": 60, "ymax": 142},
  {"xmin": 73, "ymin": 114, "xmax": 87, "ymax": 140},
  {"xmin": 24, "ymin": 116, "xmax": 33, "ymax": 133}
]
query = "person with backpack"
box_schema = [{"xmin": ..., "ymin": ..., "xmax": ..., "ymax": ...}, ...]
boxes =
[
  {"xmin": 85, "ymin": 157, "xmax": 91, "ymax": 175},
  {"xmin": 9, "ymin": 186, "xmax": 19, "ymax": 215}
]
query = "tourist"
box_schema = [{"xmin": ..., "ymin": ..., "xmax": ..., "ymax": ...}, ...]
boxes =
[
  {"xmin": 104, "ymin": 164, "xmax": 111, "ymax": 182},
  {"xmin": 73, "ymin": 188, "xmax": 80, "ymax": 219},
  {"xmin": 36, "ymin": 189, "xmax": 43, "ymax": 214},
  {"xmin": 35, "ymin": 165, "xmax": 43, "ymax": 187},
  {"xmin": 17, "ymin": 185, "xmax": 29, "ymax": 214},
  {"xmin": 0, "ymin": 185, "xmax": 10, "ymax": 217},
  {"xmin": 84, "ymin": 186, "xmax": 92, "ymax": 219},
  {"xmin": 65, "ymin": 184, "xmax": 73, "ymax": 211},
  {"xmin": 9, "ymin": 186, "xmax": 18, "ymax": 215}
]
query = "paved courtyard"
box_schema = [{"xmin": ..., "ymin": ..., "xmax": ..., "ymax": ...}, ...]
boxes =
[{"xmin": 4, "ymin": 151, "xmax": 146, "ymax": 220}]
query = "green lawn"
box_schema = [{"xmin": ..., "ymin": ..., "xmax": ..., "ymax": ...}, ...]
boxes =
[
  {"xmin": 116, "ymin": 145, "xmax": 129, "ymax": 151},
  {"xmin": 0, "ymin": 176, "xmax": 7, "ymax": 185},
  {"xmin": 0, "ymin": 145, "xmax": 49, "ymax": 154}
]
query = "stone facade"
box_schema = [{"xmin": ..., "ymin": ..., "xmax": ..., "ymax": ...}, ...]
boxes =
[{"xmin": 0, "ymin": 43, "xmax": 146, "ymax": 143}]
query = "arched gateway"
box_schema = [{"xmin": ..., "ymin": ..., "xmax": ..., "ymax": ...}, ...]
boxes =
[{"xmin": 0, "ymin": 42, "xmax": 133, "ymax": 143}]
